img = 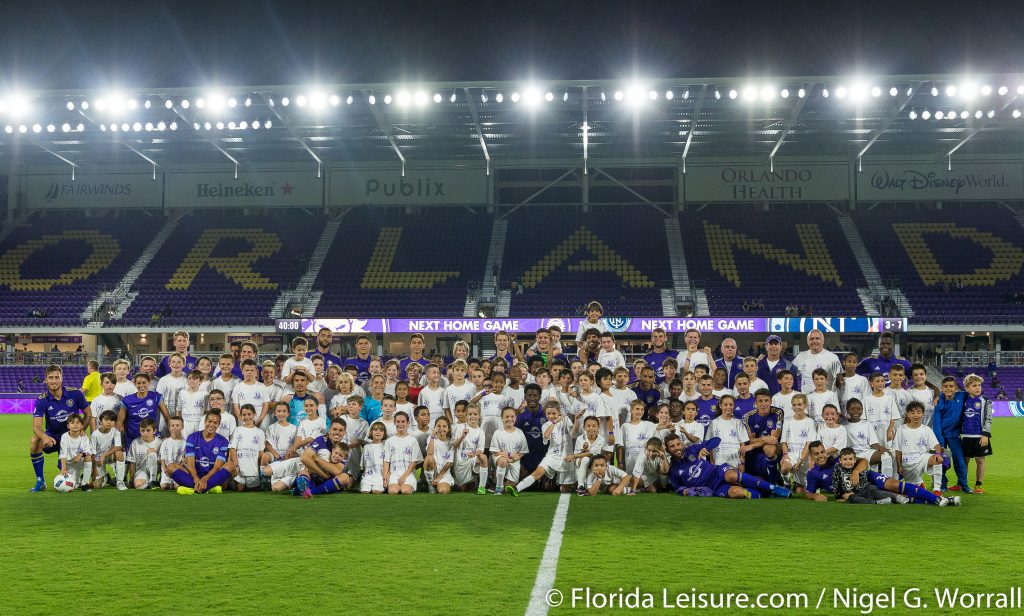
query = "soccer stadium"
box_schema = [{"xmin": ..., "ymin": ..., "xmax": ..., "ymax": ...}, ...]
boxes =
[{"xmin": 2, "ymin": 3, "xmax": 1024, "ymax": 615}]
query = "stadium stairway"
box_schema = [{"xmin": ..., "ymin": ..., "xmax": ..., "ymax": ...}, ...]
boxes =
[
  {"xmin": 837, "ymin": 214, "xmax": 915, "ymax": 317},
  {"xmin": 269, "ymin": 216, "xmax": 342, "ymax": 318},
  {"xmin": 664, "ymin": 217, "xmax": 692, "ymax": 317},
  {"xmin": 88, "ymin": 218, "xmax": 179, "ymax": 324},
  {"xmin": 467, "ymin": 217, "xmax": 507, "ymax": 317},
  {"xmin": 496, "ymin": 289, "xmax": 512, "ymax": 317},
  {"xmin": 660, "ymin": 288, "xmax": 678, "ymax": 316}
]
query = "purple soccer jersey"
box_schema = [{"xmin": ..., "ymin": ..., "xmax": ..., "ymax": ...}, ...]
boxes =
[
  {"xmin": 121, "ymin": 391, "xmax": 163, "ymax": 442},
  {"xmin": 186, "ymin": 431, "xmax": 230, "ymax": 475},
  {"xmin": 33, "ymin": 387, "xmax": 89, "ymax": 438}
]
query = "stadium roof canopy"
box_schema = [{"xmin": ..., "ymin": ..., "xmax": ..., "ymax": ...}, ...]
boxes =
[{"xmin": 2, "ymin": 74, "xmax": 1024, "ymax": 170}]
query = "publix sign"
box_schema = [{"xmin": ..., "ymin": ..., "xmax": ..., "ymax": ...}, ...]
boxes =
[{"xmin": 330, "ymin": 168, "xmax": 488, "ymax": 205}]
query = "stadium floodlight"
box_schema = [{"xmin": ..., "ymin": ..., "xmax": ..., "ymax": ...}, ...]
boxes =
[
  {"xmin": 613, "ymin": 90, "xmax": 623, "ymax": 101},
  {"xmin": 563, "ymin": 91, "xmax": 569, "ymax": 102},
  {"xmin": 76, "ymin": 122, "xmax": 84, "ymax": 131},
  {"xmin": 945, "ymin": 85, "xmax": 957, "ymax": 97},
  {"xmin": 157, "ymin": 121, "xmax": 166, "ymax": 130},
  {"xmin": 383, "ymin": 94, "xmax": 393, "ymax": 105},
  {"xmin": 3, "ymin": 125, "xmax": 11, "ymax": 133},
  {"xmin": 495, "ymin": 93, "xmax": 503, "ymax": 103},
  {"xmin": 94, "ymin": 98, "xmax": 107, "ymax": 111},
  {"xmin": 647, "ymin": 89, "xmax": 658, "ymax": 100},
  {"xmin": 227, "ymin": 121, "xmax": 235, "ymax": 129},
  {"xmin": 890, "ymin": 87, "xmax": 898, "ymax": 97},
  {"xmin": 1013, "ymin": 109, "xmax": 1021, "ymax": 118},
  {"xmin": 109, "ymin": 122, "xmax": 118, "ymax": 132},
  {"xmin": 987, "ymin": 109, "xmax": 995, "ymax": 118},
  {"xmin": 546, "ymin": 91, "xmax": 556, "ymax": 102},
  {"xmin": 126, "ymin": 98, "xmax": 138, "ymax": 110},
  {"xmin": 329, "ymin": 94, "xmax": 340, "ymax": 106},
  {"xmin": 1018, "ymin": 85, "xmax": 1024, "ymax": 95},
  {"xmin": 295, "ymin": 95, "xmax": 307, "ymax": 107},
  {"xmin": 61, "ymin": 122, "xmax": 70, "ymax": 132},
  {"xmin": 921, "ymin": 110, "xmax": 931, "ymax": 119},
  {"xmin": 1, "ymin": 94, "xmax": 27, "ymax": 117},
  {"xmin": 780, "ymin": 88, "xmax": 789, "ymax": 98},
  {"xmin": 368, "ymin": 94, "xmax": 376, "ymax": 105},
  {"xmin": 280, "ymin": 96, "xmax": 289, "ymax": 107},
  {"xmin": 346, "ymin": 95, "xmax": 353, "ymax": 105},
  {"xmin": 978, "ymin": 84, "xmax": 990, "ymax": 96},
  {"xmin": 245, "ymin": 97, "xmax": 253, "ymax": 107},
  {"xmin": 65, "ymin": 101, "xmax": 75, "ymax": 111},
  {"xmin": 821, "ymin": 88, "xmax": 829, "ymax": 98},
  {"xmin": 480, "ymin": 92, "xmax": 488, "ymax": 103},
  {"xmin": 46, "ymin": 124, "xmax": 54, "ymax": 132},
  {"xmin": 760, "ymin": 85, "xmax": 776, "ymax": 101},
  {"xmin": 908, "ymin": 110, "xmax": 917, "ymax": 120},
  {"xmin": 998, "ymin": 85, "xmax": 1008, "ymax": 95},
  {"xmin": 132, "ymin": 121, "xmax": 142, "ymax": 131},
  {"xmin": 414, "ymin": 90, "xmax": 428, "ymax": 106},
  {"xmin": 195, "ymin": 97, "xmax": 206, "ymax": 109},
  {"xmin": 600, "ymin": 91, "xmax": 606, "ymax": 101},
  {"xmin": 203, "ymin": 121, "xmax": 211, "ymax": 130},
  {"xmin": 252, "ymin": 120, "xmax": 261, "ymax": 129},
  {"xmin": 741, "ymin": 85, "xmax": 756, "ymax": 101},
  {"xmin": 144, "ymin": 99, "xmax": 152, "ymax": 109},
  {"xmin": 308, "ymin": 91, "xmax": 327, "ymax": 109},
  {"xmin": 930, "ymin": 86, "xmax": 939, "ymax": 96},
  {"xmin": 665, "ymin": 89, "xmax": 674, "ymax": 100},
  {"xmin": 683, "ymin": 89, "xmax": 690, "ymax": 99},
  {"xmin": 935, "ymin": 110, "xmax": 944, "ymax": 119},
  {"xmin": 522, "ymin": 87, "xmax": 543, "ymax": 107},
  {"xmin": 164, "ymin": 99, "xmax": 173, "ymax": 109},
  {"xmin": 265, "ymin": 119, "xmax": 272, "ymax": 129},
  {"xmin": 228, "ymin": 97, "xmax": 238, "ymax": 108},
  {"xmin": 31, "ymin": 123, "xmax": 41, "ymax": 133},
  {"xmin": 835, "ymin": 86, "xmax": 847, "ymax": 99},
  {"xmin": 395, "ymin": 91, "xmax": 409, "ymax": 106},
  {"xmin": 18, "ymin": 124, "xmax": 27, "ymax": 133},
  {"xmin": 181, "ymin": 98, "xmax": 190, "ymax": 109},
  {"xmin": 120, "ymin": 122, "xmax": 129, "ymax": 131},
  {"xmin": 960, "ymin": 110, "xmax": 969, "ymax": 119},
  {"xmin": 728, "ymin": 88, "xmax": 738, "ymax": 100},
  {"xmin": 215, "ymin": 121, "xmax": 224, "ymax": 129},
  {"xmin": 80, "ymin": 101, "xmax": 90, "ymax": 110},
  {"xmin": 871, "ymin": 86, "xmax": 881, "ymax": 97},
  {"xmin": 449, "ymin": 92, "xmax": 457, "ymax": 103},
  {"xmin": 511, "ymin": 91, "xmax": 521, "ymax": 103},
  {"xmin": 975, "ymin": 110, "xmax": 983, "ymax": 118},
  {"xmin": 239, "ymin": 120, "xmax": 248, "ymax": 129},
  {"xmin": 797, "ymin": 88, "xmax": 806, "ymax": 98}
]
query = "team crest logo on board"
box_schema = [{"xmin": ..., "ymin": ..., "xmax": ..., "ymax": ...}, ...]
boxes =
[
  {"xmin": 544, "ymin": 318, "xmax": 568, "ymax": 332},
  {"xmin": 605, "ymin": 317, "xmax": 631, "ymax": 333}
]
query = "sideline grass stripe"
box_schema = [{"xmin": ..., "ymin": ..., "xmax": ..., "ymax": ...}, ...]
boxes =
[{"xmin": 525, "ymin": 492, "xmax": 571, "ymax": 616}]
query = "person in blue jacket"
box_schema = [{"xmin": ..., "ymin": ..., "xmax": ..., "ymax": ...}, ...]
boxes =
[{"xmin": 932, "ymin": 376, "xmax": 970, "ymax": 493}]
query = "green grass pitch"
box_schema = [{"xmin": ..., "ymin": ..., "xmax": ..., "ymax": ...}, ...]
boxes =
[{"xmin": 1, "ymin": 416, "xmax": 1019, "ymax": 615}]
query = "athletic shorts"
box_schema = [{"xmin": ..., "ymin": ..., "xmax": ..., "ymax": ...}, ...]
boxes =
[
  {"xmin": 453, "ymin": 455, "xmax": 480, "ymax": 486},
  {"xmin": 234, "ymin": 475, "xmax": 261, "ymax": 488},
  {"xmin": 42, "ymin": 432, "xmax": 62, "ymax": 454},
  {"xmin": 538, "ymin": 454, "xmax": 574, "ymax": 484},
  {"xmin": 961, "ymin": 436, "xmax": 993, "ymax": 458},
  {"xmin": 270, "ymin": 458, "xmax": 303, "ymax": 488},
  {"xmin": 134, "ymin": 469, "xmax": 155, "ymax": 484},
  {"xmin": 491, "ymin": 454, "xmax": 521, "ymax": 484},
  {"xmin": 900, "ymin": 456, "xmax": 934, "ymax": 484},
  {"xmin": 708, "ymin": 465, "xmax": 734, "ymax": 498},
  {"xmin": 388, "ymin": 473, "xmax": 417, "ymax": 491},
  {"xmin": 360, "ymin": 475, "xmax": 385, "ymax": 493}
]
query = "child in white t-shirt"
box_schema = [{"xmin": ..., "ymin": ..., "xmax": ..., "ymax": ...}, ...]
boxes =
[
  {"xmin": 159, "ymin": 417, "xmax": 187, "ymax": 490},
  {"xmin": 597, "ymin": 332, "xmax": 626, "ymax": 371},
  {"xmin": 90, "ymin": 409, "xmax": 126, "ymax": 490},
  {"xmin": 490, "ymin": 407, "xmax": 530, "ymax": 492},
  {"xmin": 806, "ymin": 368, "xmax": 840, "ymax": 426},
  {"xmin": 780, "ymin": 394, "xmax": 818, "ymax": 491},
  {"xmin": 229, "ymin": 405, "xmax": 265, "ymax": 490},
  {"xmin": 281, "ymin": 336, "xmax": 315, "ymax": 380},
  {"xmin": 704, "ymin": 394, "xmax": 750, "ymax": 470},
  {"xmin": 894, "ymin": 401, "xmax": 944, "ymax": 489},
  {"xmin": 422, "ymin": 416, "xmax": 455, "ymax": 494}
]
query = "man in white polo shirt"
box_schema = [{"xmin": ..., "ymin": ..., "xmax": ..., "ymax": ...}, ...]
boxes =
[{"xmin": 791, "ymin": 329, "xmax": 842, "ymax": 393}]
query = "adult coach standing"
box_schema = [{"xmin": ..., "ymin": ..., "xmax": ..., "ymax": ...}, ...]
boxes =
[
  {"xmin": 642, "ymin": 327, "xmax": 678, "ymax": 383},
  {"xmin": 715, "ymin": 338, "xmax": 744, "ymax": 388},
  {"xmin": 855, "ymin": 332, "xmax": 911, "ymax": 384},
  {"xmin": 29, "ymin": 365, "xmax": 91, "ymax": 491},
  {"xmin": 756, "ymin": 335, "xmax": 791, "ymax": 395},
  {"xmin": 792, "ymin": 330, "xmax": 842, "ymax": 393},
  {"xmin": 156, "ymin": 330, "xmax": 198, "ymax": 378}
]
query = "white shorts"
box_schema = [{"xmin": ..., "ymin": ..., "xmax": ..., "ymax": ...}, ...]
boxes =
[
  {"xmin": 453, "ymin": 454, "xmax": 480, "ymax": 486},
  {"xmin": 715, "ymin": 449, "xmax": 741, "ymax": 470},
  {"xmin": 900, "ymin": 456, "xmax": 933, "ymax": 485},
  {"xmin": 388, "ymin": 473, "xmax": 417, "ymax": 491},
  {"xmin": 481, "ymin": 417, "xmax": 501, "ymax": 449},
  {"xmin": 182, "ymin": 420, "xmax": 201, "ymax": 438},
  {"xmin": 784, "ymin": 451, "xmax": 809, "ymax": 486},
  {"xmin": 491, "ymin": 454, "xmax": 522, "ymax": 483},
  {"xmin": 234, "ymin": 475, "xmax": 261, "ymax": 488},
  {"xmin": 134, "ymin": 469, "xmax": 155, "ymax": 484},
  {"xmin": 269, "ymin": 458, "xmax": 304, "ymax": 488},
  {"xmin": 433, "ymin": 469, "xmax": 455, "ymax": 487},
  {"xmin": 539, "ymin": 453, "xmax": 568, "ymax": 477},
  {"xmin": 360, "ymin": 474, "xmax": 385, "ymax": 493}
]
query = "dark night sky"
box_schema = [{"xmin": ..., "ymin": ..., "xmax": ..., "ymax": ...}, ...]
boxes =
[{"xmin": 1, "ymin": 0, "xmax": 1023, "ymax": 90}]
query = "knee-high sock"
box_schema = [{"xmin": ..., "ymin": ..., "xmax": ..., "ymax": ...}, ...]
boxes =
[
  {"xmin": 198, "ymin": 468, "xmax": 232, "ymax": 492},
  {"xmin": 478, "ymin": 466, "xmax": 489, "ymax": 488},
  {"xmin": 495, "ymin": 464, "xmax": 507, "ymax": 489},
  {"xmin": 736, "ymin": 471, "xmax": 774, "ymax": 494},
  {"xmin": 516, "ymin": 475, "xmax": 536, "ymax": 492},
  {"xmin": 930, "ymin": 463, "xmax": 943, "ymax": 491},
  {"xmin": 114, "ymin": 461, "xmax": 126, "ymax": 482},
  {"xmin": 745, "ymin": 489, "xmax": 762, "ymax": 499},
  {"xmin": 576, "ymin": 460, "xmax": 590, "ymax": 486},
  {"xmin": 311, "ymin": 477, "xmax": 343, "ymax": 495},
  {"xmin": 30, "ymin": 453, "xmax": 44, "ymax": 482},
  {"xmin": 170, "ymin": 469, "xmax": 194, "ymax": 487},
  {"xmin": 82, "ymin": 462, "xmax": 93, "ymax": 485},
  {"xmin": 896, "ymin": 480, "xmax": 940, "ymax": 505},
  {"xmin": 879, "ymin": 452, "xmax": 895, "ymax": 478}
]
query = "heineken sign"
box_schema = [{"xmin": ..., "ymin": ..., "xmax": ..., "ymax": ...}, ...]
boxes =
[{"xmin": 167, "ymin": 171, "xmax": 322, "ymax": 207}]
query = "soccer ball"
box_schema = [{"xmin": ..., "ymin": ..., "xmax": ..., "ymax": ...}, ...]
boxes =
[{"xmin": 53, "ymin": 474, "xmax": 76, "ymax": 493}]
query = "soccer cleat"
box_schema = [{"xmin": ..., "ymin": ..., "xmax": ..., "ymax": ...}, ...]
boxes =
[
  {"xmin": 932, "ymin": 490, "xmax": 943, "ymax": 497},
  {"xmin": 575, "ymin": 486, "xmax": 588, "ymax": 496},
  {"xmin": 29, "ymin": 479, "xmax": 46, "ymax": 493},
  {"xmin": 116, "ymin": 481, "xmax": 128, "ymax": 491},
  {"xmin": 874, "ymin": 498, "xmax": 892, "ymax": 505},
  {"xmin": 476, "ymin": 486, "xmax": 487, "ymax": 495},
  {"xmin": 893, "ymin": 494, "xmax": 911, "ymax": 505},
  {"xmin": 208, "ymin": 485, "xmax": 223, "ymax": 494},
  {"xmin": 176, "ymin": 486, "xmax": 195, "ymax": 495},
  {"xmin": 492, "ymin": 489, "xmax": 503, "ymax": 496},
  {"xmin": 961, "ymin": 485, "xmax": 974, "ymax": 494},
  {"xmin": 770, "ymin": 484, "xmax": 792, "ymax": 498},
  {"xmin": 949, "ymin": 485, "xmax": 962, "ymax": 492},
  {"xmin": 944, "ymin": 496, "xmax": 962, "ymax": 506},
  {"xmin": 505, "ymin": 485, "xmax": 519, "ymax": 497},
  {"xmin": 81, "ymin": 484, "xmax": 92, "ymax": 493},
  {"xmin": 740, "ymin": 489, "xmax": 753, "ymax": 499},
  {"xmin": 295, "ymin": 476, "xmax": 309, "ymax": 497},
  {"xmin": 974, "ymin": 484, "xmax": 985, "ymax": 494}
]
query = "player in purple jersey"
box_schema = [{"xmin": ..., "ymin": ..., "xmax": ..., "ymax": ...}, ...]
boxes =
[
  {"xmin": 156, "ymin": 330, "xmax": 198, "ymax": 378},
  {"xmin": 853, "ymin": 333, "xmax": 912, "ymax": 385},
  {"xmin": 399, "ymin": 334, "xmax": 431, "ymax": 380},
  {"xmin": 28, "ymin": 365, "xmax": 91, "ymax": 492},
  {"xmin": 642, "ymin": 328, "xmax": 679, "ymax": 384},
  {"xmin": 295, "ymin": 420, "xmax": 354, "ymax": 498},
  {"xmin": 344, "ymin": 335, "xmax": 375, "ymax": 386},
  {"xmin": 742, "ymin": 389, "xmax": 783, "ymax": 484},
  {"xmin": 803, "ymin": 442, "xmax": 958, "ymax": 506},
  {"xmin": 314, "ymin": 327, "xmax": 345, "ymax": 370},
  {"xmin": 665, "ymin": 433, "xmax": 791, "ymax": 499},
  {"xmin": 118, "ymin": 373, "xmax": 168, "ymax": 445},
  {"xmin": 167, "ymin": 410, "xmax": 233, "ymax": 494}
]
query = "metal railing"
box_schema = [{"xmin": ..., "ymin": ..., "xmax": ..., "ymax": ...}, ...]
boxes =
[{"xmin": 941, "ymin": 351, "xmax": 1024, "ymax": 368}]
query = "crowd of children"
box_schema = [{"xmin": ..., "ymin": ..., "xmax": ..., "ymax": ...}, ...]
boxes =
[{"xmin": 29, "ymin": 322, "xmax": 990, "ymax": 504}]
